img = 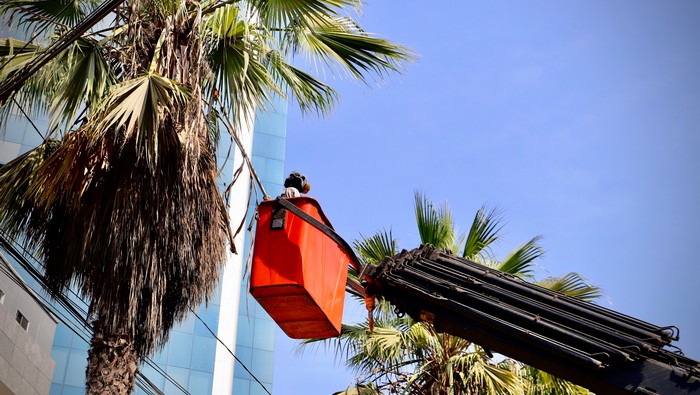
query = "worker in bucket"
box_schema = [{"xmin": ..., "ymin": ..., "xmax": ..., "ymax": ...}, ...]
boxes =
[{"xmin": 281, "ymin": 171, "xmax": 311, "ymax": 198}]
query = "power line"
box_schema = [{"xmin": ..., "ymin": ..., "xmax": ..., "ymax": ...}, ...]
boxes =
[
  {"xmin": 0, "ymin": 253, "xmax": 161, "ymax": 395},
  {"xmin": 0, "ymin": 0, "xmax": 125, "ymax": 103},
  {"xmin": 189, "ymin": 307, "xmax": 273, "ymax": 395},
  {"xmin": 3, "ymin": 236, "xmax": 191, "ymax": 394},
  {"xmin": 12, "ymin": 96, "xmax": 45, "ymax": 140},
  {"xmin": 0, "ymin": 0, "xmax": 76, "ymax": 73},
  {"xmin": 0, "ymin": 234, "xmax": 190, "ymax": 395},
  {"xmin": 0, "ymin": 232, "xmax": 273, "ymax": 395},
  {"xmin": 5, "ymin": 238, "xmax": 196, "ymax": 395}
]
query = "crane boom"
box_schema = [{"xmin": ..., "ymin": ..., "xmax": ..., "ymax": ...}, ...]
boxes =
[
  {"xmin": 264, "ymin": 198, "xmax": 700, "ymax": 394},
  {"xmin": 363, "ymin": 245, "xmax": 700, "ymax": 395}
]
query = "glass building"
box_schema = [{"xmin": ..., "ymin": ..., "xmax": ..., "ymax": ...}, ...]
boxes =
[{"xmin": 0, "ymin": 97, "xmax": 288, "ymax": 395}]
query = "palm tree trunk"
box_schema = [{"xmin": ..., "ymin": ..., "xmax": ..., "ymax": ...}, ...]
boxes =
[{"xmin": 86, "ymin": 312, "xmax": 139, "ymax": 394}]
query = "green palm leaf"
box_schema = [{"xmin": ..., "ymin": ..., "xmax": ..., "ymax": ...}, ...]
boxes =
[
  {"xmin": 91, "ymin": 73, "xmax": 189, "ymax": 167},
  {"xmin": 0, "ymin": 37, "xmax": 41, "ymax": 58},
  {"xmin": 265, "ymin": 49, "xmax": 337, "ymax": 115},
  {"xmin": 1, "ymin": 0, "xmax": 100, "ymax": 31},
  {"xmin": 332, "ymin": 383, "xmax": 381, "ymax": 395},
  {"xmin": 462, "ymin": 205, "xmax": 503, "ymax": 261},
  {"xmin": 0, "ymin": 38, "xmax": 62, "ymax": 125},
  {"xmin": 414, "ymin": 191, "xmax": 457, "ymax": 252},
  {"xmin": 495, "ymin": 236, "xmax": 544, "ymax": 277},
  {"xmin": 452, "ymin": 350, "xmax": 524, "ymax": 395},
  {"xmin": 537, "ymin": 272, "xmax": 602, "ymax": 302},
  {"xmin": 289, "ymin": 14, "xmax": 412, "ymax": 80},
  {"xmin": 249, "ymin": 0, "xmax": 360, "ymax": 29},
  {"xmin": 353, "ymin": 229, "xmax": 397, "ymax": 265},
  {"xmin": 204, "ymin": 4, "xmax": 278, "ymax": 124},
  {"xmin": 523, "ymin": 365, "xmax": 590, "ymax": 395},
  {"xmin": 50, "ymin": 37, "xmax": 114, "ymax": 129}
]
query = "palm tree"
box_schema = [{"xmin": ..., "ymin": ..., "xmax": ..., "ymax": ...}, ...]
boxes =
[
  {"xmin": 313, "ymin": 192, "xmax": 599, "ymax": 394},
  {"xmin": 0, "ymin": 1, "xmax": 411, "ymax": 393}
]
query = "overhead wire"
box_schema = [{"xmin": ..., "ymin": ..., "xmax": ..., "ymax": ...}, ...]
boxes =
[
  {"xmin": 189, "ymin": 307, "xmax": 273, "ymax": 395},
  {"xmin": 0, "ymin": 261, "xmax": 161, "ymax": 395},
  {"xmin": 0, "ymin": 233, "xmax": 190, "ymax": 395},
  {"xmin": 0, "ymin": 0, "xmax": 125, "ymax": 103},
  {"xmin": 3, "ymin": 97, "xmax": 274, "ymax": 395},
  {"xmin": 0, "ymin": 254, "xmax": 161, "ymax": 395},
  {"xmin": 0, "ymin": 0, "xmax": 76, "ymax": 73},
  {"xmin": 12, "ymin": 96, "xmax": 45, "ymax": 140},
  {"xmin": 3, "ymin": 236, "xmax": 191, "ymax": 394},
  {"xmin": 0, "ymin": 231, "xmax": 273, "ymax": 395}
]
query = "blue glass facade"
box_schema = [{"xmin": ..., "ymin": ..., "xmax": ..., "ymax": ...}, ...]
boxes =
[
  {"xmin": 0, "ymin": 97, "xmax": 288, "ymax": 394},
  {"xmin": 0, "ymin": 113, "xmax": 46, "ymax": 163}
]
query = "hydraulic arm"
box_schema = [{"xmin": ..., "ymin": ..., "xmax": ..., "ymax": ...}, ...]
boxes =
[{"xmin": 363, "ymin": 245, "xmax": 700, "ymax": 395}]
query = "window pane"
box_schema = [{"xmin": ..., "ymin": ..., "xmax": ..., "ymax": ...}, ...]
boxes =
[
  {"xmin": 167, "ymin": 331, "xmax": 193, "ymax": 368},
  {"xmin": 191, "ymin": 335, "xmax": 216, "ymax": 372},
  {"xmin": 64, "ymin": 350, "xmax": 88, "ymax": 387}
]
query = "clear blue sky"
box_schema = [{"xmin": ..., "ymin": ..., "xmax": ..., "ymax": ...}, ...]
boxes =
[{"xmin": 270, "ymin": 1, "xmax": 700, "ymax": 393}]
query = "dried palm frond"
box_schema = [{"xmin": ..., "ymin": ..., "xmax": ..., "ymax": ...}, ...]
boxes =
[{"xmin": 31, "ymin": 117, "xmax": 230, "ymax": 356}]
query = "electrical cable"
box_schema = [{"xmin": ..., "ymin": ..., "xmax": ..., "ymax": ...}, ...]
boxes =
[
  {"xmin": 0, "ymin": 263, "xmax": 161, "ymax": 395},
  {"xmin": 0, "ymin": 0, "xmax": 124, "ymax": 103},
  {"xmin": 4, "ymin": 238, "xmax": 191, "ymax": 395},
  {"xmin": 1, "ymin": 231, "xmax": 275, "ymax": 395},
  {"xmin": 5, "ymin": 238, "xmax": 194, "ymax": 395},
  {"xmin": 0, "ymin": 233, "xmax": 191, "ymax": 395},
  {"xmin": 12, "ymin": 96, "xmax": 45, "ymax": 140},
  {"xmin": 0, "ymin": 253, "xmax": 161, "ymax": 395},
  {"xmin": 0, "ymin": 0, "xmax": 76, "ymax": 73},
  {"xmin": 189, "ymin": 307, "xmax": 273, "ymax": 395}
]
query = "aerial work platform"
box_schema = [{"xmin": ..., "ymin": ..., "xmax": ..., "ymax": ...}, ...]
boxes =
[{"xmin": 250, "ymin": 197, "xmax": 349, "ymax": 339}]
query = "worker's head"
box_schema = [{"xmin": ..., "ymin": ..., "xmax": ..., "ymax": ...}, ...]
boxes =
[{"xmin": 284, "ymin": 171, "xmax": 311, "ymax": 194}]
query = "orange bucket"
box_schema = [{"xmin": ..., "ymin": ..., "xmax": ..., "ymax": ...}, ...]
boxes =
[{"xmin": 250, "ymin": 197, "xmax": 348, "ymax": 339}]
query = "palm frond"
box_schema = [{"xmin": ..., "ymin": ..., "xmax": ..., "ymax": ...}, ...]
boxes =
[
  {"xmin": 0, "ymin": 139, "xmax": 59, "ymax": 244},
  {"xmin": 265, "ymin": 49, "xmax": 337, "ymax": 115},
  {"xmin": 0, "ymin": 37, "xmax": 41, "ymax": 58},
  {"xmin": 204, "ymin": 4, "xmax": 279, "ymax": 124},
  {"xmin": 0, "ymin": 38, "xmax": 75, "ymax": 132},
  {"xmin": 289, "ymin": 14, "xmax": 412, "ymax": 80},
  {"xmin": 0, "ymin": 37, "xmax": 43, "ymax": 91},
  {"xmin": 1, "ymin": 0, "xmax": 101, "ymax": 32},
  {"xmin": 50, "ymin": 37, "xmax": 114, "ymax": 130},
  {"xmin": 353, "ymin": 229, "xmax": 397, "ymax": 265},
  {"xmin": 462, "ymin": 205, "xmax": 503, "ymax": 261},
  {"xmin": 90, "ymin": 73, "xmax": 189, "ymax": 168},
  {"xmin": 522, "ymin": 365, "xmax": 590, "ymax": 395},
  {"xmin": 248, "ymin": 0, "xmax": 360, "ymax": 28},
  {"xmin": 414, "ymin": 191, "xmax": 456, "ymax": 251},
  {"xmin": 332, "ymin": 383, "xmax": 381, "ymax": 395},
  {"xmin": 537, "ymin": 272, "xmax": 602, "ymax": 302},
  {"xmin": 405, "ymin": 322, "xmax": 439, "ymax": 352},
  {"xmin": 0, "ymin": 44, "xmax": 43, "ymax": 128},
  {"xmin": 455, "ymin": 350, "xmax": 525, "ymax": 395},
  {"xmin": 495, "ymin": 236, "xmax": 544, "ymax": 277}
]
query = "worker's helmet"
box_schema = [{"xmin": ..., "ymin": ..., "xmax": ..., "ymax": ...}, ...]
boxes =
[{"xmin": 284, "ymin": 171, "xmax": 311, "ymax": 194}]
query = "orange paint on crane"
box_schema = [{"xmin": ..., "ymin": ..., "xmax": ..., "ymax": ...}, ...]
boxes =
[{"xmin": 250, "ymin": 197, "xmax": 348, "ymax": 339}]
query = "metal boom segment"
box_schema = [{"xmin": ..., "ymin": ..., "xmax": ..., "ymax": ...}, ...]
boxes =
[{"xmin": 364, "ymin": 245, "xmax": 700, "ymax": 395}]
